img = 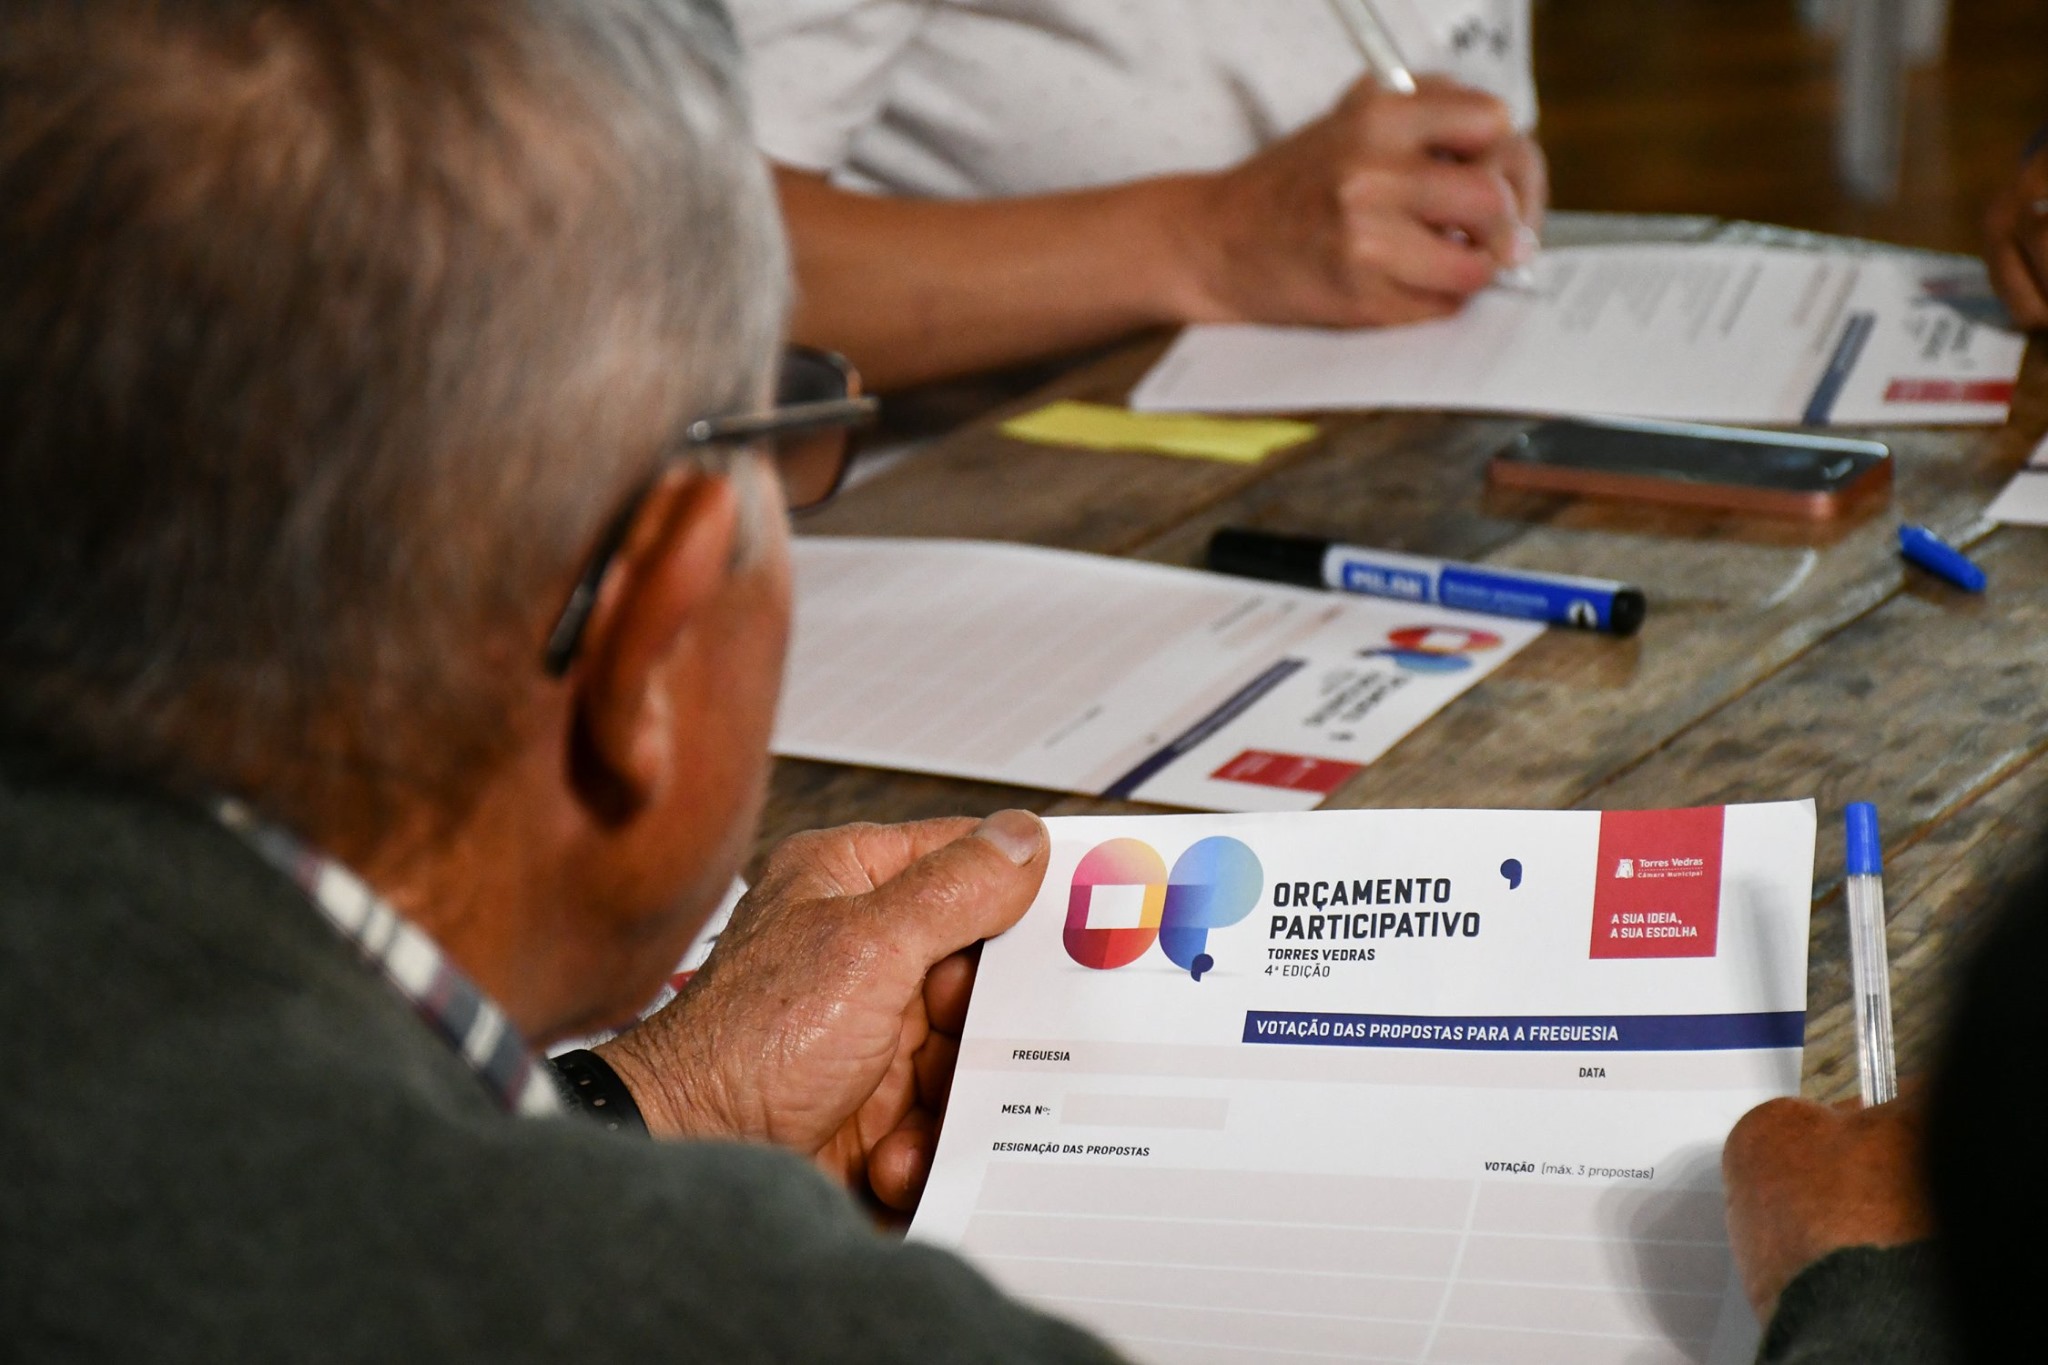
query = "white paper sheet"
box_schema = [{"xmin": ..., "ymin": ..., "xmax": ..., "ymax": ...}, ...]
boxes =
[
  {"xmin": 1131, "ymin": 244, "xmax": 2022, "ymax": 428},
  {"xmin": 773, "ymin": 539, "xmax": 1542, "ymax": 812},
  {"xmin": 1985, "ymin": 434, "xmax": 2048, "ymax": 526},
  {"xmin": 913, "ymin": 802, "xmax": 1816, "ymax": 1365}
]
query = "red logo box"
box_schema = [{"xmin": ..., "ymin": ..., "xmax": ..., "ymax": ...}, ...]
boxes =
[
  {"xmin": 1589, "ymin": 806, "xmax": 1726, "ymax": 959},
  {"xmin": 1883, "ymin": 378, "xmax": 2016, "ymax": 404},
  {"xmin": 1211, "ymin": 750, "xmax": 1363, "ymax": 795}
]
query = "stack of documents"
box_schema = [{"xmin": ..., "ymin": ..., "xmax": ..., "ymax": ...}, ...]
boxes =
[
  {"xmin": 914, "ymin": 802, "xmax": 1817, "ymax": 1365},
  {"xmin": 1132, "ymin": 244, "xmax": 2022, "ymax": 428},
  {"xmin": 773, "ymin": 539, "xmax": 1542, "ymax": 812}
]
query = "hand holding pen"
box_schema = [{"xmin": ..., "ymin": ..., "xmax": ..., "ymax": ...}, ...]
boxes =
[
  {"xmin": 1718, "ymin": 804, "xmax": 1920, "ymax": 1321},
  {"xmin": 1180, "ymin": 76, "xmax": 1545, "ymax": 329},
  {"xmin": 1174, "ymin": 8, "xmax": 1544, "ymax": 330},
  {"xmin": 1327, "ymin": 0, "xmax": 1543, "ymax": 291}
]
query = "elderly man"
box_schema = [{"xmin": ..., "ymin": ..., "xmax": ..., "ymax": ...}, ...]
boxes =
[{"xmin": 0, "ymin": 0, "xmax": 1116, "ymax": 1357}]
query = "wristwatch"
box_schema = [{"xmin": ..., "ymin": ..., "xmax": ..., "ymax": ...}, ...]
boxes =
[{"xmin": 548, "ymin": 1048, "xmax": 648, "ymax": 1135}]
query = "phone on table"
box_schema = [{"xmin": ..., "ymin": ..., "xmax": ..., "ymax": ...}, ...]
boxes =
[{"xmin": 1489, "ymin": 417, "xmax": 1892, "ymax": 520}]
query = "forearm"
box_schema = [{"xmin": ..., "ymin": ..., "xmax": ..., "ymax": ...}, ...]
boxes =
[{"xmin": 775, "ymin": 167, "xmax": 1211, "ymax": 391}]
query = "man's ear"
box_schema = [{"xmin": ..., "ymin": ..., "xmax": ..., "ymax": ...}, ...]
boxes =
[{"xmin": 568, "ymin": 467, "xmax": 740, "ymax": 824}]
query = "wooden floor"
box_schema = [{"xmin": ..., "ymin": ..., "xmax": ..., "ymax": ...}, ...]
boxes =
[{"xmin": 1536, "ymin": 0, "xmax": 2048, "ymax": 255}]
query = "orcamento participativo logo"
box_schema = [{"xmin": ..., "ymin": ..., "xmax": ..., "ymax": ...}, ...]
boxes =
[{"xmin": 1063, "ymin": 837, "xmax": 1263, "ymax": 982}]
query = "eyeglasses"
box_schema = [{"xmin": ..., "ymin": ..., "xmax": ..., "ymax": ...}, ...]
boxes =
[{"xmin": 541, "ymin": 345, "xmax": 876, "ymax": 676}]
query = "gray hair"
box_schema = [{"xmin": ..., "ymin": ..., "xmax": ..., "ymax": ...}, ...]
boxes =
[{"xmin": 0, "ymin": 0, "xmax": 789, "ymax": 837}]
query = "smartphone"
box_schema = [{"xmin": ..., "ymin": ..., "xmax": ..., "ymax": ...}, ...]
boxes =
[{"xmin": 1489, "ymin": 417, "xmax": 1893, "ymax": 520}]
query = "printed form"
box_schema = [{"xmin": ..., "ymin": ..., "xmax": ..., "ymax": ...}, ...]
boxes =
[
  {"xmin": 775, "ymin": 539, "xmax": 1540, "ymax": 812},
  {"xmin": 1985, "ymin": 432, "xmax": 2048, "ymax": 525},
  {"xmin": 1132, "ymin": 244, "xmax": 2022, "ymax": 427},
  {"xmin": 914, "ymin": 802, "xmax": 1817, "ymax": 1365}
]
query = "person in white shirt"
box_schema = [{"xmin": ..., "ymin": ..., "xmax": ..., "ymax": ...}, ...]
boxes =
[{"xmin": 731, "ymin": 0, "xmax": 1548, "ymax": 389}]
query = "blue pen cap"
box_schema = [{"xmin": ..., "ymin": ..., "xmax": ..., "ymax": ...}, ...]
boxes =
[
  {"xmin": 1845, "ymin": 802, "xmax": 1882, "ymax": 876},
  {"xmin": 1898, "ymin": 524, "xmax": 1987, "ymax": 593}
]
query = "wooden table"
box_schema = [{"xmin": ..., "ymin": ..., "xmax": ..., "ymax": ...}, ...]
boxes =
[{"xmin": 762, "ymin": 215, "xmax": 2048, "ymax": 1105}]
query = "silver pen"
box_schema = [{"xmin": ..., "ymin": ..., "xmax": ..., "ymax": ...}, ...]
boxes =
[
  {"xmin": 1327, "ymin": 0, "xmax": 1418, "ymax": 94},
  {"xmin": 1324, "ymin": 0, "xmax": 1538, "ymax": 291}
]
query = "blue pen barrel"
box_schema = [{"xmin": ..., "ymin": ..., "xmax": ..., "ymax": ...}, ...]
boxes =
[
  {"xmin": 1897, "ymin": 525, "xmax": 1986, "ymax": 593},
  {"xmin": 1436, "ymin": 567, "xmax": 1644, "ymax": 634}
]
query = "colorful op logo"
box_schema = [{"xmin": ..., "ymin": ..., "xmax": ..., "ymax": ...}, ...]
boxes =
[
  {"xmin": 1366, "ymin": 625, "xmax": 1504, "ymax": 673},
  {"xmin": 1063, "ymin": 836, "xmax": 1263, "ymax": 981}
]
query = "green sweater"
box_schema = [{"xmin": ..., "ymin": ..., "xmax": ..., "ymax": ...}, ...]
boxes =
[
  {"xmin": 1760, "ymin": 1245, "xmax": 1955, "ymax": 1365},
  {"xmin": 0, "ymin": 762, "xmax": 1954, "ymax": 1361},
  {"xmin": 0, "ymin": 766, "xmax": 1121, "ymax": 1361}
]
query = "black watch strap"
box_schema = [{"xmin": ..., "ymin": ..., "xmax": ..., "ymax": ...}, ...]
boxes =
[{"xmin": 548, "ymin": 1049, "xmax": 648, "ymax": 1136}]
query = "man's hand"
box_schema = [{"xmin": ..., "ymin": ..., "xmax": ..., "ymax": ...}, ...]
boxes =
[
  {"xmin": 597, "ymin": 810, "xmax": 1048, "ymax": 1215},
  {"xmin": 1722, "ymin": 1094, "xmax": 1934, "ymax": 1321},
  {"xmin": 1984, "ymin": 142, "xmax": 2048, "ymax": 329},
  {"xmin": 1177, "ymin": 75, "xmax": 1546, "ymax": 329}
]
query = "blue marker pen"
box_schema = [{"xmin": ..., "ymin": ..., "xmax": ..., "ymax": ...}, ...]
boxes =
[
  {"xmin": 1206, "ymin": 528, "xmax": 1647, "ymax": 636},
  {"xmin": 1898, "ymin": 525, "xmax": 1986, "ymax": 592}
]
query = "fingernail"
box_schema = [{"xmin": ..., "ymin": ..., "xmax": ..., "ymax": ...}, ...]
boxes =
[
  {"xmin": 1513, "ymin": 223, "xmax": 1540, "ymax": 265},
  {"xmin": 974, "ymin": 809, "xmax": 1045, "ymax": 866},
  {"xmin": 1493, "ymin": 264, "xmax": 1538, "ymax": 293}
]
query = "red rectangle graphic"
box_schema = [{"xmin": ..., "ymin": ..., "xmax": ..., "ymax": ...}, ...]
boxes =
[
  {"xmin": 1211, "ymin": 750, "xmax": 1363, "ymax": 795},
  {"xmin": 1590, "ymin": 806, "xmax": 1726, "ymax": 959},
  {"xmin": 1883, "ymin": 378, "xmax": 2015, "ymax": 404}
]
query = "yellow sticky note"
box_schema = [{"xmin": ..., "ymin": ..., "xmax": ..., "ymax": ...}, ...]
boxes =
[{"xmin": 999, "ymin": 400, "xmax": 1318, "ymax": 465}]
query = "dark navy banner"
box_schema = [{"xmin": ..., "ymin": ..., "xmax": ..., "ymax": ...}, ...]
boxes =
[
  {"xmin": 1102, "ymin": 657, "xmax": 1305, "ymax": 800},
  {"xmin": 1242, "ymin": 1010, "xmax": 1805, "ymax": 1051}
]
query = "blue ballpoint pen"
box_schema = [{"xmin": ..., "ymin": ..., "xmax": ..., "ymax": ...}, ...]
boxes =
[{"xmin": 1843, "ymin": 803, "xmax": 1897, "ymax": 1106}]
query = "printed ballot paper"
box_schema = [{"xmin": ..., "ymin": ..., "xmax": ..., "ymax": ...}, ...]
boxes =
[
  {"xmin": 773, "ymin": 539, "xmax": 1541, "ymax": 812},
  {"xmin": 913, "ymin": 802, "xmax": 1818, "ymax": 1365},
  {"xmin": 1985, "ymin": 433, "xmax": 2048, "ymax": 525},
  {"xmin": 1132, "ymin": 244, "xmax": 2023, "ymax": 428}
]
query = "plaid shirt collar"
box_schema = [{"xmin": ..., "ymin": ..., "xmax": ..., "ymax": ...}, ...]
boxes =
[{"xmin": 215, "ymin": 798, "xmax": 564, "ymax": 1119}]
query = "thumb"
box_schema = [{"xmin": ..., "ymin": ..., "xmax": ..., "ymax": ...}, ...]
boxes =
[{"xmin": 855, "ymin": 809, "xmax": 1048, "ymax": 963}]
